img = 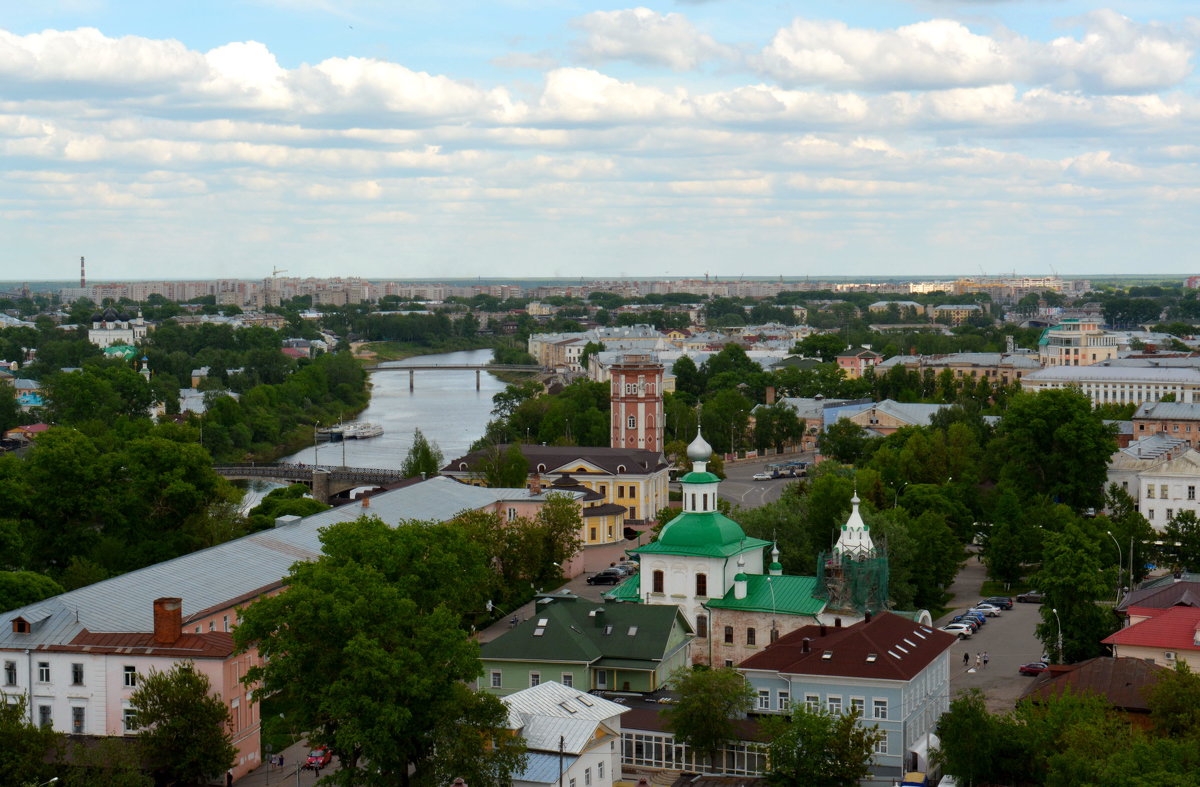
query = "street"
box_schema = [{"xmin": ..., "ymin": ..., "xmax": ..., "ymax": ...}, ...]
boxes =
[{"xmin": 717, "ymin": 453, "xmax": 814, "ymax": 509}]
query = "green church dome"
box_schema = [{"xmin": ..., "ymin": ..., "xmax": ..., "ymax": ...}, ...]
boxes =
[{"xmin": 657, "ymin": 511, "xmax": 747, "ymax": 548}]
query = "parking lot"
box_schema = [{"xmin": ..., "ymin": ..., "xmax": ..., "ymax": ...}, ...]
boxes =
[{"xmin": 937, "ymin": 554, "xmax": 1049, "ymax": 713}]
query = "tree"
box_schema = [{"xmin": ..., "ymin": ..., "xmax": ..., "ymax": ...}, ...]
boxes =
[
  {"xmin": 794, "ymin": 333, "xmax": 847, "ymax": 363},
  {"xmin": 1164, "ymin": 509, "xmax": 1200, "ymax": 573},
  {"xmin": 235, "ymin": 517, "xmax": 520, "ymax": 786},
  {"xmin": 0, "ymin": 691, "xmax": 62, "ymax": 784},
  {"xmin": 400, "ymin": 427, "xmax": 445, "ymax": 479},
  {"xmin": 819, "ymin": 419, "xmax": 868, "ymax": 465},
  {"xmin": 0, "ymin": 570, "xmax": 64, "ymax": 613},
  {"xmin": 762, "ymin": 704, "xmax": 883, "ymax": 786},
  {"xmin": 661, "ymin": 667, "xmax": 754, "ymax": 772},
  {"xmin": 129, "ymin": 662, "xmax": 236, "ymax": 786},
  {"xmin": 1146, "ymin": 660, "xmax": 1200, "ymax": 740},
  {"xmin": 934, "ymin": 690, "xmax": 1026, "ymax": 787},
  {"xmin": 990, "ymin": 389, "xmax": 1116, "ymax": 509},
  {"xmin": 475, "ymin": 442, "xmax": 528, "ymax": 488},
  {"xmin": 672, "ymin": 355, "xmax": 704, "ymax": 398},
  {"xmin": 578, "ymin": 340, "xmax": 605, "ymax": 371},
  {"xmin": 1032, "ymin": 518, "xmax": 1116, "ymax": 663}
]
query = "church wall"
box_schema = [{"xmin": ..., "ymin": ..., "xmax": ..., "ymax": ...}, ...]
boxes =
[{"xmin": 695, "ymin": 608, "xmax": 820, "ymax": 667}]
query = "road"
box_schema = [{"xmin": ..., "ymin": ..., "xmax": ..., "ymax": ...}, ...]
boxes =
[
  {"xmin": 938, "ymin": 552, "xmax": 1048, "ymax": 713},
  {"xmin": 717, "ymin": 452, "xmax": 814, "ymax": 510}
]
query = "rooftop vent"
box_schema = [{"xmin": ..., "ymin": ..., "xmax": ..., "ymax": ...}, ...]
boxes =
[
  {"xmin": 627, "ymin": 626, "xmax": 638, "ymax": 636},
  {"xmin": 537, "ymin": 618, "xmax": 549, "ymax": 626},
  {"xmin": 902, "ymin": 638, "xmax": 917, "ymax": 648},
  {"xmin": 604, "ymin": 625, "xmax": 613, "ymax": 635},
  {"xmin": 821, "ymin": 650, "xmax": 833, "ymax": 660},
  {"xmin": 559, "ymin": 701, "xmax": 578, "ymax": 714},
  {"xmin": 866, "ymin": 653, "xmax": 878, "ymax": 663},
  {"xmin": 533, "ymin": 628, "xmax": 545, "ymax": 637},
  {"xmin": 888, "ymin": 650, "xmax": 901, "ymax": 659}
]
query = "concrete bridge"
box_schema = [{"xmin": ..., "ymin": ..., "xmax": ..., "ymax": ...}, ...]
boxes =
[
  {"xmin": 214, "ymin": 463, "xmax": 408, "ymax": 503},
  {"xmin": 363, "ymin": 363, "xmax": 542, "ymax": 390}
]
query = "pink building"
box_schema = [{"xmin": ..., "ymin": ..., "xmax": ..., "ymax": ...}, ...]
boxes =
[{"xmin": 609, "ymin": 353, "xmax": 664, "ymax": 453}]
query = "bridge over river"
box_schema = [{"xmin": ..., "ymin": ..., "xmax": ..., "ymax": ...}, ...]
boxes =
[
  {"xmin": 214, "ymin": 463, "xmax": 407, "ymax": 503},
  {"xmin": 363, "ymin": 363, "xmax": 542, "ymax": 390}
]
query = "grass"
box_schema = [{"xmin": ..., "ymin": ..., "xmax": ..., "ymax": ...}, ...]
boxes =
[
  {"xmin": 980, "ymin": 579, "xmax": 1034, "ymax": 597},
  {"xmin": 357, "ymin": 337, "xmax": 497, "ymax": 362}
]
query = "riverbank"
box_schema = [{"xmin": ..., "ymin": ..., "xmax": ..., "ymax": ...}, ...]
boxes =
[{"xmin": 353, "ymin": 337, "xmax": 498, "ymax": 363}]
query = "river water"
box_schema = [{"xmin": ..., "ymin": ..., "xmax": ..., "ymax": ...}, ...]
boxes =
[{"xmin": 240, "ymin": 348, "xmax": 506, "ymax": 508}]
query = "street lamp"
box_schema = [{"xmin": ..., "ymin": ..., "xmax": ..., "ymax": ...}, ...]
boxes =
[
  {"xmin": 1051, "ymin": 607, "xmax": 1064, "ymax": 664},
  {"xmin": 1106, "ymin": 531, "xmax": 1123, "ymax": 603},
  {"xmin": 893, "ymin": 482, "xmax": 909, "ymax": 509}
]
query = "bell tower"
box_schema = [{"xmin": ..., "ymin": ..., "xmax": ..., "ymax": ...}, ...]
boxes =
[{"xmin": 610, "ymin": 352, "xmax": 664, "ymax": 452}]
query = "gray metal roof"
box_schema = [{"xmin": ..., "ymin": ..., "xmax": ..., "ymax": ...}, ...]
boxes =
[
  {"xmin": 513, "ymin": 751, "xmax": 579, "ymax": 783},
  {"xmin": 1025, "ymin": 366, "xmax": 1200, "ymax": 384},
  {"xmin": 1134, "ymin": 401, "xmax": 1200, "ymax": 421},
  {"xmin": 1, "ymin": 477, "xmax": 545, "ymax": 649}
]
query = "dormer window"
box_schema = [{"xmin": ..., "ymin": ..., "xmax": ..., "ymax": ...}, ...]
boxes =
[{"xmin": 12, "ymin": 618, "xmax": 30, "ymax": 634}]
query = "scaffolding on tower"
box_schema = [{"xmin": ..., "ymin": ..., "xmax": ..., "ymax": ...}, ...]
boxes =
[{"xmin": 815, "ymin": 548, "xmax": 890, "ymax": 615}]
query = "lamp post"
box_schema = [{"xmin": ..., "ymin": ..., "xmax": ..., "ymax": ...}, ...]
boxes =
[
  {"xmin": 893, "ymin": 482, "xmax": 909, "ymax": 509},
  {"xmin": 1106, "ymin": 531, "xmax": 1122, "ymax": 603},
  {"xmin": 1051, "ymin": 607, "xmax": 1064, "ymax": 664}
]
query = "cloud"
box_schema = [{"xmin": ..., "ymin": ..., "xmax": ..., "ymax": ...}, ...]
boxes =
[
  {"xmin": 757, "ymin": 12, "xmax": 1195, "ymax": 93},
  {"xmin": 571, "ymin": 7, "xmax": 738, "ymax": 71}
]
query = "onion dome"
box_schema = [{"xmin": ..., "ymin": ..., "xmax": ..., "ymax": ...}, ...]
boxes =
[{"xmin": 686, "ymin": 430, "xmax": 712, "ymax": 462}]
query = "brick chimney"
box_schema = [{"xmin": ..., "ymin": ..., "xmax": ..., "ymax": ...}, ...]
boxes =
[
  {"xmin": 530, "ymin": 473, "xmax": 543, "ymax": 495},
  {"xmin": 362, "ymin": 495, "xmax": 370, "ymax": 509},
  {"xmin": 765, "ymin": 386, "xmax": 776, "ymax": 405},
  {"xmin": 153, "ymin": 597, "xmax": 182, "ymax": 645}
]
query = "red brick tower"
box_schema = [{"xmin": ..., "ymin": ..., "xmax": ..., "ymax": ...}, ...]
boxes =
[{"xmin": 610, "ymin": 353, "xmax": 664, "ymax": 452}]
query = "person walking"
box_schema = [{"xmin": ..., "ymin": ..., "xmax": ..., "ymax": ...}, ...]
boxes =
[
  {"xmin": 963, "ymin": 652, "xmax": 969, "ymax": 668},
  {"xmin": 975, "ymin": 653, "xmax": 981, "ymax": 669},
  {"xmin": 983, "ymin": 651, "xmax": 990, "ymax": 668}
]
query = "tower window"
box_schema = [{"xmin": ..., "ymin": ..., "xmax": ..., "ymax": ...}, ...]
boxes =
[
  {"xmin": 627, "ymin": 415, "xmax": 636, "ymax": 429},
  {"xmin": 724, "ymin": 626, "xmax": 734, "ymax": 644},
  {"xmin": 746, "ymin": 628, "xmax": 756, "ymax": 646},
  {"xmin": 696, "ymin": 574, "xmax": 707, "ymax": 597},
  {"xmin": 652, "ymin": 570, "xmax": 664, "ymax": 593},
  {"xmin": 696, "ymin": 615, "xmax": 708, "ymax": 638}
]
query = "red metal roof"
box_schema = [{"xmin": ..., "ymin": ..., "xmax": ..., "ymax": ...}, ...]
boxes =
[
  {"xmin": 738, "ymin": 612, "xmax": 956, "ymax": 681},
  {"xmin": 54, "ymin": 629, "xmax": 236, "ymax": 658},
  {"xmin": 1021, "ymin": 657, "xmax": 1166, "ymax": 713},
  {"xmin": 1103, "ymin": 606, "xmax": 1200, "ymax": 651}
]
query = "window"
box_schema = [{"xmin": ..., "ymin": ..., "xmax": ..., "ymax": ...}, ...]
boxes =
[
  {"xmin": 598, "ymin": 761, "xmax": 604, "ymax": 780},
  {"xmin": 873, "ymin": 699, "xmax": 888, "ymax": 720},
  {"xmin": 37, "ymin": 662, "xmax": 49, "ymax": 682},
  {"xmin": 629, "ymin": 506, "xmax": 636, "ymax": 519},
  {"xmin": 222, "ymin": 615, "xmax": 230, "ymax": 632},
  {"xmin": 570, "ymin": 780, "xmax": 576, "ymax": 787},
  {"xmin": 724, "ymin": 659, "xmax": 734, "ymax": 668},
  {"xmin": 4, "ymin": 661, "xmax": 16, "ymax": 686},
  {"xmin": 1147, "ymin": 485, "xmax": 1156, "ymax": 499},
  {"xmin": 123, "ymin": 666, "xmax": 137, "ymax": 688},
  {"xmin": 746, "ymin": 628, "xmax": 756, "ymax": 646},
  {"xmin": 507, "ymin": 507, "xmax": 517, "ymax": 522},
  {"xmin": 562, "ymin": 672, "xmax": 573, "ymax": 687},
  {"xmin": 696, "ymin": 573, "xmax": 708, "ymax": 597},
  {"xmin": 652, "ymin": 570, "xmax": 664, "ymax": 594},
  {"xmin": 627, "ymin": 415, "xmax": 636, "ymax": 429},
  {"xmin": 805, "ymin": 694, "xmax": 820, "ymax": 711},
  {"xmin": 209, "ymin": 621, "xmax": 215, "ymax": 632},
  {"xmin": 123, "ymin": 709, "xmax": 138, "ymax": 733},
  {"xmin": 874, "ymin": 736, "xmax": 889, "ymax": 755},
  {"xmin": 779, "ymin": 691, "xmax": 790, "ymax": 711},
  {"xmin": 490, "ymin": 671, "xmax": 502, "ymax": 689},
  {"xmin": 38, "ymin": 704, "xmax": 51, "ymax": 728},
  {"xmin": 696, "ymin": 615, "xmax": 708, "ymax": 638},
  {"xmin": 589, "ymin": 527, "xmax": 597, "ymax": 541},
  {"xmin": 1161, "ymin": 484, "xmax": 1169, "ymax": 498},
  {"xmin": 851, "ymin": 697, "xmax": 865, "ymax": 716},
  {"xmin": 529, "ymin": 672, "xmax": 541, "ymax": 687},
  {"xmin": 585, "ymin": 766, "xmax": 592, "ymax": 786},
  {"xmin": 771, "ymin": 628, "xmax": 779, "ymax": 643},
  {"xmin": 1167, "ymin": 509, "xmax": 1174, "ymax": 520},
  {"xmin": 1189, "ymin": 486, "xmax": 1196, "ymax": 501},
  {"xmin": 757, "ymin": 689, "xmax": 770, "ymax": 710},
  {"xmin": 702, "ymin": 493, "xmax": 708, "ymax": 509},
  {"xmin": 1149, "ymin": 509, "xmax": 1155, "ymax": 520},
  {"xmin": 71, "ymin": 663, "xmax": 84, "ymax": 686},
  {"xmin": 72, "ymin": 706, "xmax": 85, "ymax": 734},
  {"xmin": 618, "ymin": 486, "xmax": 625, "ymax": 498},
  {"xmin": 827, "ymin": 696, "xmax": 842, "ymax": 715},
  {"xmin": 724, "ymin": 626, "xmax": 734, "ymax": 644}
]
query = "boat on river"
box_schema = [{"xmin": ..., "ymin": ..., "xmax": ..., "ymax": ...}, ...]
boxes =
[{"xmin": 316, "ymin": 421, "xmax": 384, "ymax": 441}]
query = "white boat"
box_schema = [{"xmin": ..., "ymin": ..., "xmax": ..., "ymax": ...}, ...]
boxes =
[{"xmin": 343, "ymin": 422, "xmax": 384, "ymax": 439}]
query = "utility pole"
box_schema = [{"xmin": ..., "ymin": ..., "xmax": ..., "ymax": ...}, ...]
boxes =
[{"xmin": 558, "ymin": 734, "xmax": 565, "ymax": 787}]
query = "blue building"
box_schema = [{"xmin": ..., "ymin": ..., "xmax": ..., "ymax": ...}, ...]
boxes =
[{"xmin": 739, "ymin": 612, "xmax": 955, "ymax": 783}]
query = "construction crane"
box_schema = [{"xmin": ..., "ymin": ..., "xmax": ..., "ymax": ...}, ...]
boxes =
[{"xmin": 271, "ymin": 266, "xmax": 287, "ymax": 277}]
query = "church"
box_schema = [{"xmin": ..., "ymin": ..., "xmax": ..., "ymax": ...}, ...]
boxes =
[{"xmin": 607, "ymin": 429, "xmax": 925, "ymax": 666}]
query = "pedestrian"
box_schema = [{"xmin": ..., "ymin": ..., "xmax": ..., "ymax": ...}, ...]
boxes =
[
  {"xmin": 226, "ymin": 770, "xmax": 233, "ymax": 787},
  {"xmin": 963, "ymin": 652, "xmax": 969, "ymax": 668},
  {"xmin": 975, "ymin": 652, "xmax": 981, "ymax": 668},
  {"xmin": 983, "ymin": 651, "xmax": 990, "ymax": 668},
  {"xmin": 278, "ymin": 755, "xmax": 284, "ymax": 770}
]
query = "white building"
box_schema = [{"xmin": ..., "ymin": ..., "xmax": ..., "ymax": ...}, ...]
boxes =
[
  {"xmin": 1136, "ymin": 449, "xmax": 1200, "ymax": 529},
  {"xmin": 1021, "ymin": 365, "xmax": 1200, "ymax": 407},
  {"xmin": 503, "ymin": 681, "xmax": 628, "ymax": 787},
  {"xmin": 86, "ymin": 307, "xmax": 149, "ymax": 348}
]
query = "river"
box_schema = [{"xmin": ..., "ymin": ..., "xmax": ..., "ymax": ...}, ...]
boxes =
[{"xmin": 240, "ymin": 348, "xmax": 507, "ymax": 508}]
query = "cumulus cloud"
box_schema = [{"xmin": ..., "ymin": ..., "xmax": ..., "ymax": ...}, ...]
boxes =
[
  {"xmin": 571, "ymin": 7, "xmax": 738, "ymax": 71},
  {"xmin": 757, "ymin": 12, "xmax": 1195, "ymax": 92}
]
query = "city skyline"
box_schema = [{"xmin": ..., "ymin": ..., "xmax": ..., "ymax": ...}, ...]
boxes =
[{"xmin": 2, "ymin": 1, "xmax": 1198, "ymax": 279}]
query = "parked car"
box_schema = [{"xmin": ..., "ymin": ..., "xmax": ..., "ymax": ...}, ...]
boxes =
[
  {"xmin": 940, "ymin": 623, "xmax": 973, "ymax": 639},
  {"xmin": 752, "ymin": 471, "xmax": 772, "ymax": 481},
  {"xmin": 950, "ymin": 615, "xmax": 980, "ymax": 632},
  {"xmin": 1019, "ymin": 661, "xmax": 1050, "ymax": 676},
  {"xmin": 1016, "ymin": 590, "xmax": 1045, "ymax": 603},
  {"xmin": 983, "ymin": 596, "xmax": 1014, "ymax": 610},
  {"xmin": 958, "ymin": 611, "xmax": 987, "ymax": 626},
  {"xmin": 304, "ymin": 747, "xmax": 333, "ymax": 770},
  {"xmin": 968, "ymin": 604, "xmax": 1002, "ymax": 617},
  {"xmin": 586, "ymin": 569, "xmax": 624, "ymax": 585},
  {"xmin": 611, "ymin": 563, "xmax": 638, "ymax": 577}
]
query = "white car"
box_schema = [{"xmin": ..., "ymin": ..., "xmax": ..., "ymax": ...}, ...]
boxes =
[
  {"xmin": 752, "ymin": 471, "xmax": 772, "ymax": 481},
  {"xmin": 968, "ymin": 604, "xmax": 1002, "ymax": 617},
  {"xmin": 940, "ymin": 623, "xmax": 973, "ymax": 639}
]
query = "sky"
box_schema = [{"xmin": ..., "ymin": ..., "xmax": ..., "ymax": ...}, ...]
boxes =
[{"xmin": 1, "ymin": 1, "xmax": 1198, "ymax": 281}]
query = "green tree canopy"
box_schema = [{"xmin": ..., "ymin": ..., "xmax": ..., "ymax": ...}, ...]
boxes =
[
  {"xmin": 661, "ymin": 667, "xmax": 755, "ymax": 772},
  {"xmin": 129, "ymin": 662, "xmax": 236, "ymax": 786},
  {"xmin": 762, "ymin": 704, "xmax": 883, "ymax": 787},
  {"xmin": 400, "ymin": 427, "xmax": 445, "ymax": 479}
]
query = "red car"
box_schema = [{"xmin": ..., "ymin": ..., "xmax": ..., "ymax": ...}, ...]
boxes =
[
  {"xmin": 1019, "ymin": 661, "xmax": 1049, "ymax": 676},
  {"xmin": 304, "ymin": 747, "xmax": 333, "ymax": 770}
]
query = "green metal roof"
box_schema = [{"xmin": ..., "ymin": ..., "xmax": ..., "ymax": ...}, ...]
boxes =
[
  {"xmin": 480, "ymin": 598, "xmax": 691, "ymax": 664},
  {"xmin": 593, "ymin": 658, "xmax": 655, "ymax": 671},
  {"xmin": 680, "ymin": 471, "xmax": 721, "ymax": 485},
  {"xmin": 632, "ymin": 511, "xmax": 768, "ymax": 558},
  {"xmin": 706, "ymin": 575, "xmax": 825, "ymax": 616},
  {"xmin": 604, "ymin": 574, "xmax": 642, "ymax": 603}
]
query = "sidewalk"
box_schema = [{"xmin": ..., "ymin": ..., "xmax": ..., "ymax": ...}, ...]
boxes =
[{"xmin": 234, "ymin": 740, "xmax": 331, "ymax": 786}]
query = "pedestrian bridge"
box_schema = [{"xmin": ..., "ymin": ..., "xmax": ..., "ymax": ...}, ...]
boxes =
[
  {"xmin": 363, "ymin": 363, "xmax": 542, "ymax": 390},
  {"xmin": 213, "ymin": 463, "xmax": 407, "ymax": 503}
]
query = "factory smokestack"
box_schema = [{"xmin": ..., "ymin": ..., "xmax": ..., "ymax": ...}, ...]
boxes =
[{"xmin": 80, "ymin": 256, "xmax": 86, "ymax": 288}]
